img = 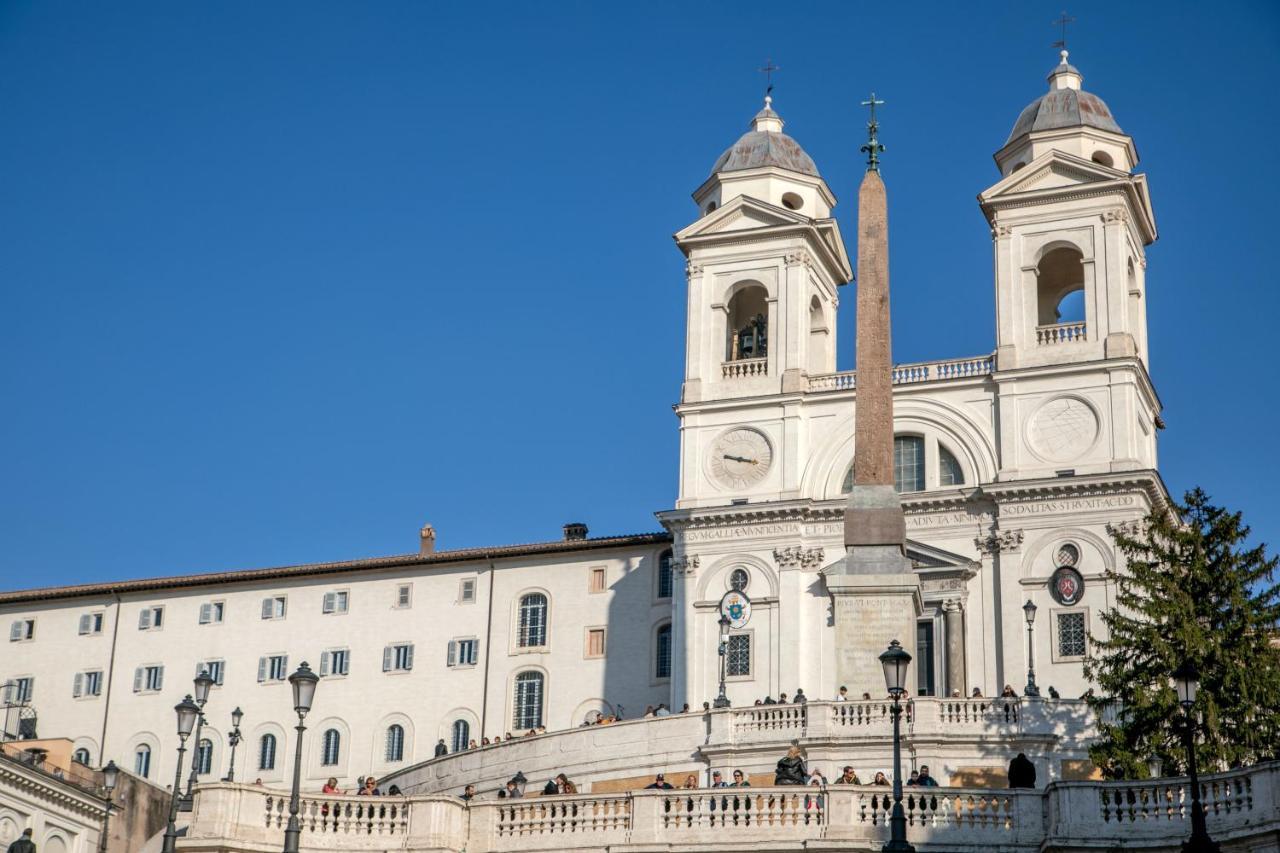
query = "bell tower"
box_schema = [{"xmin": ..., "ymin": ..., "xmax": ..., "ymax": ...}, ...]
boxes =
[{"xmin": 980, "ymin": 51, "xmax": 1157, "ymax": 372}]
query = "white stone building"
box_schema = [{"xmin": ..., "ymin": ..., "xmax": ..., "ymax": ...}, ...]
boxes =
[{"xmin": 1, "ymin": 50, "xmax": 1165, "ymax": 794}]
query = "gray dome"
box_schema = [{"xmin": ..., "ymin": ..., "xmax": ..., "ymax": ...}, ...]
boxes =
[
  {"xmin": 1006, "ymin": 61, "xmax": 1123, "ymax": 144},
  {"xmin": 711, "ymin": 108, "xmax": 820, "ymax": 177}
]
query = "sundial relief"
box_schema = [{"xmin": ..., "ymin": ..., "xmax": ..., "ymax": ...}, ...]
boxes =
[{"xmin": 1028, "ymin": 397, "xmax": 1099, "ymax": 462}]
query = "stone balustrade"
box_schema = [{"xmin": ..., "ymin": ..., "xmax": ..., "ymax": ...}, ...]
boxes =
[
  {"xmin": 1036, "ymin": 321, "xmax": 1087, "ymax": 344},
  {"xmin": 178, "ymin": 762, "xmax": 1280, "ymax": 852},
  {"xmin": 807, "ymin": 354, "xmax": 994, "ymax": 392},
  {"xmin": 384, "ymin": 699, "xmax": 1098, "ymax": 799},
  {"xmin": 722, "ymin": 357, "xmax": 767, "ymax": 378}
]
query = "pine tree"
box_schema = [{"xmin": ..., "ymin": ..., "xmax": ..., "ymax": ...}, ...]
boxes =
[{"xmin": 1085, "ymin": 488, "xmax": 1280, "ymax": 778}]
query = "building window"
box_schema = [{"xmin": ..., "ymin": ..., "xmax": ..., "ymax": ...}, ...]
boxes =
[
  {"xmin": 450, "ymin": 719, "xmax": 470, "ymax": 753},
  {"xmin": 138, "ymin": 606, "xmax": 164, "ymax": 631},
  {"xmin": 585, "ymin": 628, "xmax": 606, "ymax": 658},
  {"xmin": 447, "ymin": 638, "xmax": 478, "ymax": 667},
  {"xmin": 939, "ymin": 446, "xmax": 964, "ymax": 486},
  {"xmin": 322, "ymin": 590, "xmax": 350, "ymax": 614},
  {"xmin": 134, "ymin": 745, "xmax": 151, "ymax": 778},
  {"xmin": 396, "ymin": 584, "xmax": 412, "ymax": 608},
  {"xmin": 385, "ymin": 724, "xmax": 405, "ymax": 762},
  {"xmin": 513, "ymin": 671, "xmax": 544, "ymax": 731},
  {"xmin": 134, "ymin": 665, "xmax": 164, "ymax": 693},
  {"xmin": 321, "ymin": 729, "xmax": 341, "ymax": 766},
  {"xmin": 517, "ymin": 593, "xmax": 548, "ymax": 647},
  {"xmin": 9, "ymin": 619, "xmax": 34, "ymax": 642},
  {"xmin": 196, "ymin": 660, "xmax": 225, "ymax": 686},
  {"xmin": 195, "ymin": 738, "xmax": 213, "ymax": 775},
  {"xmin": 78, "ymin": 613, "xmax": 104, "ymax": 636},
  {"xmin": 74, "ymin": 670, "xmax": 103, "ymax": 698},
  {"xmin": 320, "ymin": 649, "xmax": 350, "ymax": 677},
  {"xmin": 258, "ymin": 734, "xmax": 277, "ymax": 770},
  {"xmin": 383, "ymin": 643, "xmax": 414, "ymax": 672},
  {"xmin": 727, "ymin": 634, "xmax": 751, "ymax": 678},
  {"xmin": 654, "ymin": 624, "xmax": 672, "ymax": 679},
  {"xmin": 1057, "ymin": 611, "xmax": 1088, "ymax": 659},
  {"xmin": 199, "ymin": 602, "xmax": 225, "ymax": 625},
  {"xmin": 916, "ymin": 620, "xmax": 936, "ymax": 697},
  {"xmin": 459, "ymin": 578, "xmax": 476, "ymax": 604},
  {"xmin": 258, "ymin": 655, "xmax": 288, "ymax": 683},
  {"xmin": 261, "ymin": 596, "xmax": 287, "ymax": 620},
  {"xmin": 73, "ymin": 748, "xmax": 91, "ymax": 765},
  {"xmin": 894, "ymin": 436, "xmax": 925, "ymax": 493},
  {"xmin": 729, "ymin": 568, "xmax": 750, "ymax": 592},
  {"xmin": 6, "ymin": 677, "xmax": 34, "ymax": 704},
  {"xmin": 589, "ymin": 566, "xmax": 607, "ymax": 594},
  {"xmin": 657, "ymin": 551, "xmax": 674, "ymax": 599}
]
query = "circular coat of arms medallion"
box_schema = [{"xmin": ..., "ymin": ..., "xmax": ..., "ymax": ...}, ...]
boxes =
[
  {"xmin": 1049, "ymin": 566, "xmax": 1085, "ymax": 606},
  {"xmin": 719, "ymin": 590, "xmax": 752, "ymax": 629}
]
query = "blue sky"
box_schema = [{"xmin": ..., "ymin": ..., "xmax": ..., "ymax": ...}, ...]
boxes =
[{"xmin": 1, "ymin": 1, "xmax": 1277, "ymax": 588}]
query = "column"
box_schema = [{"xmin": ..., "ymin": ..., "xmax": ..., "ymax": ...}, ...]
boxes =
[{"xmin": 943, "ymin": 599, "xmax": 966, "ymax": 696}]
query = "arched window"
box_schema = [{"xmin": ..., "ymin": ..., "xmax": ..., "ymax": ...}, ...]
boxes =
[
  {"xmin": 72, "ymin": 748, "xmax": 90, "ymax": 765},
  {"xmin": 512, "ymin": 672, "xmax": 544, "ymax": 730},
  {"xmin": 134, "ymin": 744, "xmax": 151, "ymax": 778},
  {"xmin": 258, "ymin": 734, "xmax": 277, "ymax": 771},
  {"xmin": 894, "ymin": 436, "xmax": 925, "ymax": 493},
  {"xmin": 655, "ymin": 623, "xmax": 673, "ymax": 679},
  {"xmin": 1037, "ymin": 246, "xmax": 1085, "ymax": 327},
  {"xmin": 1091, "ymin": 150, "xmax": 1114, "ymax": 168},
  {"xmin": 657, "ymin": 550, "xmax": 674, "ymax": 600},
  {"xmin": 518, "ymin": 593, "xmax": 548, "ymax": 647},
  {"xmin": 195, "ymin": 738, "xmax": 213, "ymax": 775},
  {"xmin": 726, "ymin": 285, "xmax": 768, "ymax": 361},
  {"xmin": 939, "ymin": 446, "xmax": 964, "ymax": 486},
  {"xmin": 808, "ymin": 296, "xmax": 829, "ymax": 374},
  {"xmin": 385, "ymin": 724, "xmax": 405, "ymax": 762},
  {"xmin": 450, "ymin": 719, "xmax": 470, "ymax": 754},
  {"xmin": 321, "ymin": 729, "xmax": 341, "ymax": 767}
]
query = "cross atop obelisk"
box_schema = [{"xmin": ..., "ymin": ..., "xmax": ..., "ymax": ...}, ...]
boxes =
[{"xmin": 825, "ymin": 93, "xmax": 921, "ymax": 696}]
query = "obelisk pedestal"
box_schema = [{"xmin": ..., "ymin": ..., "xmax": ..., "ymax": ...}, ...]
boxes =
[{"xmin": 825, "ymin": 112, "xmax": 922, "ymax": 695}]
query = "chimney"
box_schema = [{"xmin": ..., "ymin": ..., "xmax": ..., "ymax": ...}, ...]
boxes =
[
  {"xmin": 419, "ymin": 523, "xmax": 436, "ymax": 555},
  {"xmin": 563, "ymin": 522, "xmax": 588, "ymax": 542}
]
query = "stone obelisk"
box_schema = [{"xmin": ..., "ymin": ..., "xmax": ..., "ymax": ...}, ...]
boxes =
[{"xmin": 825, "ymin": 95, "xmax": 922, "ymax": 694}]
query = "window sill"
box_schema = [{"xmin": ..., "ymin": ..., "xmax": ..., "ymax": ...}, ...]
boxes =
[
  {"xmin": 383, "ymin": 669, "xmax": 414, "ymax": 676},
  {"xmin": 511, "ymin": 646, "xmax": 549, "ymax": 655}
]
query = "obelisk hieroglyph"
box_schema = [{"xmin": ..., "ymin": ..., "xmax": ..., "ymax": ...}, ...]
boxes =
[{"xmin": 825, "ymin": 94, "xmax": 922, "ymax": 695}]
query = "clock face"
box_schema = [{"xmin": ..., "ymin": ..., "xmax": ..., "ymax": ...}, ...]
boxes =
[{"xmin": 709, "ymin": 428, "xmax": 773, "ymax": 490}]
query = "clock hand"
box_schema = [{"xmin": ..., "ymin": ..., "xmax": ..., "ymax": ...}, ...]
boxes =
[{"xmin": 723, "ymin": 454, "xmax": 759, "ymax": 465}]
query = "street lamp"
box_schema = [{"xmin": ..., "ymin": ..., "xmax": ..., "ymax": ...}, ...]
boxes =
[
  {"xmin": 714, "ymin": 614, "xmax": 732, "ymax": 709},
  {"xmin": 162, "ymin": 695, "xmax": 202, "ymax": 853},
  {"xmin": 224, "ymin": 707, "xmax": 244, "ymax": 783},
  {"xmin": 182, "ymin": 669, "xmax": 216, "ymax": 808},
  {"xmin": 98, "ymin": 760, "xmax": 119, "ymax": 853},
  {"xmin": 1172, "ymin": 661, "xmax": 1220, "ymax": 853},
  {"xmin": 283, "ymin": 662, "xmax": 319, "ymax": 853},
  {"xmin": 879, "ymin": 640, "xmax": 916, "ymax": 853},
  {"xmin": 1022, "ymin": 600, "xmax": 1040, "ymax": 697}
]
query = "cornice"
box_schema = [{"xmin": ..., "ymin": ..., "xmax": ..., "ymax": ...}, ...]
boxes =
[
  {"xmin": 0, "ymin": 759, "xmax": 108, "ymax": 820},
  {"xmin": 992, "ymin": 356, "xmax": 1163, "ymax": 414}
]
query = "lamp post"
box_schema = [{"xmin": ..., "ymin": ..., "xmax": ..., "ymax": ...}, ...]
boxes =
[
  {"xmin": 1022, "ymin": 600, "xmax": 1040, "ymax": 697},
  {"xmin": 879, "ymin": 640, "xmax": 915, "ymax": 853},
  {"xmin": 1173, "ymin": 661, "xmax": 1220, "ymax": 853},
  {"xmin": 182, "ymin": 669, "xmax": 216, "ymax": 809},
  {"xmin": 224, "ymin": 707, "xmax": 244, "ymax": 782},
  {"xmin": 714, "ymin": 614, "xmax": 731, "ymax": 709},
  {"xmin": 98, "ymin": 760, "xmax": 119, "ymax": 853},
  {"xmin": 283, "ymin": 662, "xmax": 318, "ymax": 853},
  {"xmin": 162, "ymin": 695, "xmax": 202, "ymax": 853}
]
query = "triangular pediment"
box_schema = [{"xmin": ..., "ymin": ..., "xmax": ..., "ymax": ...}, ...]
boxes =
[
  {"xmin": 981, "ymin": 149, "xmax": 1125, "ymax": 200},
  {"xmin": 905, "ymin": 539, "xmax": 979, "ymax": 570},
  {"xmin": 675, "ymin": 195, "xmax": 811, "ymax": 240}
]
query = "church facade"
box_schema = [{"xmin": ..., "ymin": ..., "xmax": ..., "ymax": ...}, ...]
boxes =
[{"xmin": 0, "ymin": 51, "xmax": 1163, "ymax": 793}]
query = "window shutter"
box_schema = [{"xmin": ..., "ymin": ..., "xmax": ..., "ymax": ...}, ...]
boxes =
[
  {"xmin": 261, "ymin": 598, "xmax": 273, "ymax": 619},
  {"xmin": 9, "ymin": 621, "xmax": 21, "ymax": 641},
  {"xmin": 257, "ymin": 657, "xmax": 267, "ymax": 683},
  {"xmin": 73, "ymin": 672, "xmax": 83, "ymax": 698},
  {"xmin": 341, "ymin": 652, "xmax": 350, "ymax": 675},
  {"xmin": 79, "ymin": 614, "xmax": 91, "ymax": 635},
  {"xmin": 447, "ymin": 640, "xmax": 457, "ymax": 667},
  {"xmin": 155, "ymin": 666, "xmax": 164, "ymax": 690},
  {"xmin": 382, "ymin": 646, "xmax": 392, "ymax": 672},
  {"xmin": 405, "ymin": 643, "xmax": 414, "ymax": 671},
  {"xmin": 199, "ymin": 604, "xmax": 211, "ymax": 624},
  {"xmin": 323, "ymin": 592, "xmax": 335, "ymax": 614},
  {"xmin": 469, "ymin": 641, "xmax": 478, "ymax": 665},
  {"xmin": 320, "ymin": 652, "xmax": 330, "ymax": 677},
  {"xmin": 280, "ymin": 655, "xmax": 288, "ymax": 678},
  {"xmin": 133, "ymin": 667, "xmax": 143, "ymax": 692}
]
